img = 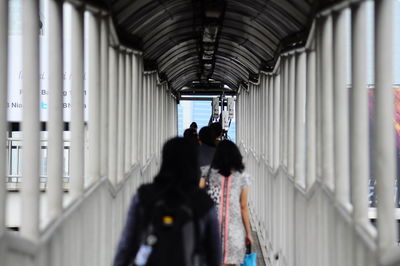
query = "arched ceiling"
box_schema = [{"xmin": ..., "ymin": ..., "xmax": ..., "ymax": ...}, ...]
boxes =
[{"xmin": 96, "ymin": 0, "xmax": 321, "ymax": 94}]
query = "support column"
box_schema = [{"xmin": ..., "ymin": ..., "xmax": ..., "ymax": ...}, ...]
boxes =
[
  {"xmin": 142, "ymin": 74, "xmax": 148, "ymax": 162},
  {"xmin": 288, "ymin": 54, "xmax": 296, "ymax": 176},
  {"xmin": 117, "ymin": 51, "xmax": 125, "ymax": 182},
  {"xmin": 306, "ymin": 50, "xmax": 317, "ymax": 189},
  {"xmin": 280, "ymin": 57, "xmax": 287, "ymax": 166},
  {"xmin": 137, "ymin": 57, "xmax": 143, "ymax": 164},
  {"xmin": 125, "ymin": 53, "xmax": 132, "ymax": 171},
  {"xmin": 295, "ymin": 52, "xmax": 306, "ymax": 187},
  {"xmin": 150, "ymin": 75, "xmax": 154, "ymax": 155},
  {"xmin": 333, "ymin": 9, "xmax": 350, "ymax": 205},
  {"xmin": 264, "ymin": 77, "xmax": 269, "ymax": 161},
  {"xmin": 88, "ymin": 12, "xmax": 100, "ymax": 184},
  {"xmin": 47, "ymin": 0, "xmax": 64, "ymax": 220},
  {"xmin": 130, "ymin": 52, "xmax": 139, "ymax": 165},
  {"xmin": 0, "ymin": 0, "xmax": 8, "ymax": 234},
  {"xmin": 374, "ymin": 0, "xmax": 396, "ymax": 255},
  {"xmin": 21, "ymin": 0, "xmax": 40, "ymax": 240},
  {"xmin": 131, "ymin": 53, "xmax": 139, "ymax": 165},
  {"xmin": 268, "ymin": 76, "xmax": 274, "ymax": 166},
  {"xmin": 100, "ymin": 16, "xmax": 109, "ymax": 177},
  {"xmin": 273, "ymin": 74, "xmax": 280, "ymax": 170},
  {"xmin": 321, "ymin": 15, "xmax": 335, "ymax": 189},
  {"xmin": 69, "ymin": 4, "xmax": 84, "ymax": 200},
  {"xmin": 108, "ymin": 47, "xmax": 118, "ymax": 185},
  {"xmin": 350, "ymin": 2, "xmax": 369, "ymax": 225}
]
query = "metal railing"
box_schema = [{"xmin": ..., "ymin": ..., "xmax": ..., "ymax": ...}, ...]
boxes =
[{"xmin": 6, "ymin": 137, "xmax": 71, "ymax": 185}]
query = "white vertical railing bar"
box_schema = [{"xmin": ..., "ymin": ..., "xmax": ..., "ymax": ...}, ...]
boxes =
[
  {"xmin": 47, "ymin": 0, "xmax": 64, "ymax": 220},
  {"xmin": 88, "ymin": 11, "xmax": 101, "ymax": 184},
  {"xmin": 321, "ymin": 15, "xmax": 335, "ymax": 190},
  {"xmin": 273, "ymin": 74, "xmax": 280, "ymax": 170},
  {"xmin": 295, "ymin": 52, "xmax": 306, "ymax": 187},
  {"xmin": 156, "ymin": 82, "xmax": 161, "ymax": 155},
  {"xmin": 264, "ymin": 77, "xmax": 269, "ymax": 161},
  {"xmin": 350, "ymin": 2, "xmax": 369, "ymax": 225},
  {"xmin": 374, "ymin": 0, "xmax": 397, "ymax": 256},
  {"xmin": 333, "ymin": 8, "xmax": 350, "ymax": 205},
  {"xmin": 150, "ymin": 75, "xmax": 154, "ymax": 155},
  {"xmin": 108, "ymin": 47, "xmax": 118, "ymax": 185},
  {"xmin": 142, "ymin": 74, "xmax": 147, "ymax": 162},
  {"xmin": 21, "ymin": 0, "xmax": 40, "ymax": 241},
  {"xmin": 125, "ymin": 53, "xmax": 132, "ymax": 171},
  {"xmin": 137, "ymin": 58, "xmax": 144, "ymax": 164},
  {"xmin": 306, "ymin": 50, "xmax": 317, "ymax": 189},
  {"xmin": 131, "ymin": 54, "xmax": 139, "ymax": 165},
  {"xmin": 0, "ymin": 0, "xmax": 8, "ymax": 234},
  {"xmin": 288, "ymin": 54, "xmax": 296, "ymax": 176},
  {"xmin": 100, "ymin": 16, "xmax": 109, "ymax": 177},
  {"xmin": 281, "ymin": 57, "xmax": 288, "ymax": 166},
  {"xmin": 269, "ymin": 76, "xmax": 274, "ymax": 165},
  {"xmin": 69, "ymin": 3, "xmax": 85, "ymax": 200},
  {"xmin": 117, "ymin": 51, "xmax": 125, "ymax": 182},
  {"xmin": 315, "ymin": 23, "xmax": 323, "ymax": 179}
]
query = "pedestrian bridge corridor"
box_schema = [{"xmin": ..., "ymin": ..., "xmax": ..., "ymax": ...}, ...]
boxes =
[{"xmin": 1, "ymin": 0, "xmax": 400, "ymax": 265}]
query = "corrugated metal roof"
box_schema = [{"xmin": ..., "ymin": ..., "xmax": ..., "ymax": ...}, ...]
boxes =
[{"xmin": 99, "ymin": 0, "xmax": 317, "ymax": 93}]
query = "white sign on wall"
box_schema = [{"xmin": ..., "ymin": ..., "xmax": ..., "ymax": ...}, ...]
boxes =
[{"xmin": 7, "ymin": 1, "xmax": 88, "ymax": 123}]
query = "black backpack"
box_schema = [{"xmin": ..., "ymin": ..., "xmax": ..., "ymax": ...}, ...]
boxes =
[{"xmin": 132, "ymin": 185, "xmax": 204, "ymax": 266}]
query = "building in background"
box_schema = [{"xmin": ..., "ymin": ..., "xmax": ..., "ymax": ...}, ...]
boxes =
[{"xmin": 178, "ymin": 99, "xmax": 236, "ymax": 142}]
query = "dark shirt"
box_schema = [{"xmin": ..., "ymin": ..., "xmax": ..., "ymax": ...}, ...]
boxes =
[
  {"xmin": 198, "ymin": 144, "xmax": 216, "ymax": 168},
  {"xmin": 113, "ymin": 193, "xmax": 221, "ymax": 266}
]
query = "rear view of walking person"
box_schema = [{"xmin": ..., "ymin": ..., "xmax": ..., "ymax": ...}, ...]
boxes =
[
  {"xmin": 113, "ymin": 137, "xmax": 221, "ymax": 266},
  {"xmin": 200, "ymin": 140, "xmax": 253, "ymax": 266}
]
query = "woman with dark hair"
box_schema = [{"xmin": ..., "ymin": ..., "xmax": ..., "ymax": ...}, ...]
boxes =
[
  {"xmin": 113, "ymin": 137, "xmax": 221, "ymax": 266},
  {"xmin": 200, "ymin": 140, "xmax": 253, "ymax": 266}
]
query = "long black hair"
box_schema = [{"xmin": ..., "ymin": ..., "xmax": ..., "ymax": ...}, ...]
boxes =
[
  {"xmin": 154, "ymin": 137, "xmax": 200, "ymax": 189},
  {"xmin": 212, "ymin": 140, "xmax": 245, "ymax": 176}
]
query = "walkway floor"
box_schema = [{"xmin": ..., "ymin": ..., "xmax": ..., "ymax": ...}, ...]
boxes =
[{"xmin": 252, "ymin": 230, "xmax": 266, "ymax": 266}]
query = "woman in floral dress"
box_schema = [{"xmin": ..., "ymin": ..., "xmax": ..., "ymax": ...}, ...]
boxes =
[{"xmin": 201, "ymin": 140, "xmax": 253, "ymax": 266}]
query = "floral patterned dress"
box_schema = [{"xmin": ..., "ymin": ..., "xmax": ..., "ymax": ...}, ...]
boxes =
[{"xmin": 202, "ymin": 167, "xmax": 251, "ymax": 265}]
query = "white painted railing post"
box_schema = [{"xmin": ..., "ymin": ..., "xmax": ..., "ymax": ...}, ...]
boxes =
[
  {"xmin": 273, "ymin": 74, "xmax": 280, "ymax": 170},
  {"xmin": 264, "ymin": 78, "xmax": 269, "ymax": 161},
  {"xmin": 88, "ymin": 11, "xmax": 101, "ymax": 185},
  {"xmin": 108, "ymin": 47, "xmax": 118, "ymax": 185},
  {"xmin": 47, "ymin": 0, "xmax": 64, "ymax": 220},
  {"xmin": 333, "ymin": 8, "xmax": 350, "ymax": 205},
  {"xmin": 281, "ymin": 57, "xmax": 288, "ymax": 166},
  {"xmin": 137, "ymin": 57, "xmax": 144, "ymax": 164},
  {"xmin": 131, "ymin": 53, "xmax": 139, "ymax": 165},
  {"xmin": 117, "ymin": 50, "xmax": 126, "ymax": 182},
  {"xmin": 125, "ymin": 52, "xmax": 132, "ymax": 171},
  {"xmin": 350, "ymin": 2, "xmax": 369, "ymax": 225},
  {"xmin": 295, "ymin": 51, "xmax": 306, "ymax": 187},
  {"xmin": 321, "ymin": 14, "xmax": 335, "ymax": 190},
  {"xmin": 151, "ymin": 75, "xmax": 155, "ymax": 156},
  {"xmin": 142, "ymin": 74, "xmax": 148, "ymax": 162},
  {"xmin": 0, "ymin": 0, "xmax": 8, "ymax": 234},
  {"xmin": 269, "ymin": 76, "xmax": 274, "ymax": 166},
  {"xmin": 69, "ymin": 3, "xmax": 85, "ymax": 200},
  {"xmin": 288, "ymin": 54, "xmax": 296, "ymax": 176},
  {"xmin": 21, "ymin": 0, "xmax": 40, "ymax": 241},
  {"xmin": 374, "ymin": 0, "xmax": 397, "ymax": 256},
  {"xmin": 100, "ymin": 16, "xmax": 109, "ymax": 177},
  {"xmin": 306, "ymin": 50, "xmax": 317, "ymax": 189}
]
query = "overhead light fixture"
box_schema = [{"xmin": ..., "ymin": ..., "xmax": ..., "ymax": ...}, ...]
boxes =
[{"xmin": 202, "ymin": 54, "xmax": 213, "ymax": 60}]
